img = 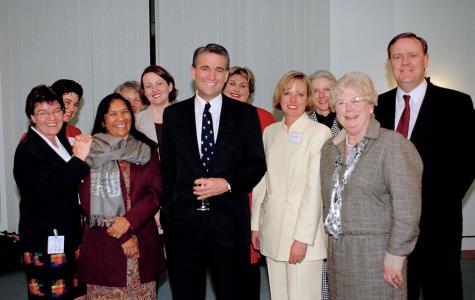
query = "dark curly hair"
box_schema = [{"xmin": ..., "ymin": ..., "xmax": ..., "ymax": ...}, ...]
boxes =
[{"xmin": 25, "ymin": 85, "xmax": 63, "ymax": 125}]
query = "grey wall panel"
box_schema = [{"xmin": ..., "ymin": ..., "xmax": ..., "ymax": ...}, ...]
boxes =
[{"xmin": 0, "ymin": 0, "xmax": 149, "ymax": 232}]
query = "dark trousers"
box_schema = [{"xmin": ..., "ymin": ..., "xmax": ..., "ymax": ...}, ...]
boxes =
[
  {"xmin": 238, "ymin": 260, "xmax": 261, "ymax": 300},
  {"xmin": 165, "ymin": 215, "xmax": 248, "ymax": 300},
  {"xmin": 407, "ymin": 234, "xmax": 462, "ymax": 300}
]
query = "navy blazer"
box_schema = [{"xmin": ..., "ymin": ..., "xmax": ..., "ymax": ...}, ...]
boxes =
[
  {"xmin": 375, "ymin": 80, "xmax": 475, "ymax": 239},
  {"xmin": 13, "ymin": 127, "xmax": 89, "ymax": 253},
  {"xmin": 161, "ymin": 94, "xmax": 266, "ymax": 247}
]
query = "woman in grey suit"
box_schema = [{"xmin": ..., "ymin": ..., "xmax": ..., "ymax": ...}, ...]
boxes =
[{"xmin": 320, "ymin": 72, "xmax": 422, "ymax": 299}]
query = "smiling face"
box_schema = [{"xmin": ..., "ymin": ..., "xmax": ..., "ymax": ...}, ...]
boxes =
[
  {"xmin": 62, "ymin": 92, "xmax": 80, "ymax": 122},
  {"xmin": 281, "ymin": 79, "xmax": 308, "ymax": 126},
  {"xmin": 103, "ymin": 99, "xmax": 132, "ymax": 139},
  {"xmin": 191, "ymin": 52, "xmax": 229, "ymax": 101},
  {"xmin": 388, "ymin": 37, "xmax": 429, "ymax": 93},
  {"xmin": 142, "ymin": 72, "xmax": 173, "ymax": 107},
  {"xmin": 311, "ymin": 77, "xmax": 333, "ymax": 115},
  {"xmin": 223, "ymin": 74, "xmax": 250, "ymax": 103},
  {"xmin": 335, "ymin": 88, "xmax": 373, "ymax": 138},
  {"xmin": 30, "ymin": 101, "xmax": 64, "ymax": 142},
  {"xmin": 120, "ymin": 87, "xmax": 143, "ymax": 113}
]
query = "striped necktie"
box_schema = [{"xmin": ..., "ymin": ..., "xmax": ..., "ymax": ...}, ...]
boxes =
[{"xmin": 396, "ymin": 94, "xmax": 411, "ymax": 138}]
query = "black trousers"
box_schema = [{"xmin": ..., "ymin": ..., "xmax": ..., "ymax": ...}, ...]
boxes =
[
  {"xmin": 165, "ymin": 215, "xmax": 248, "ymax": 300},
  {"xmin": 238, "ymin": 260, "xmax": 261, "ymax": 300},
  {"xmin": 407, "ymin": 234, "xmax": 463, "ymax": 300}
]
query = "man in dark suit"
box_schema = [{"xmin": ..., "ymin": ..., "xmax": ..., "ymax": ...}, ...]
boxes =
[
  {"xmin": 375, "ymin": 32, "xmax": 475, "ymax": 300},
  {"xmin": 161, "ymin": 43, "xmax": 266, "ymax": 300}
]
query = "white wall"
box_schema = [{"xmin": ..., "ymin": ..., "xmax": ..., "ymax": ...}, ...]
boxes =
[
  {"xmin": 157, "ymin": 0, "xmax": 329, "ymax": 116},
  {"xmin": 1, "ymin": 0, "xmax": 474, "ymax": 249},
  {"xmin": 0, "ymin": 0, "xmax": 150, "ymax": 232}
]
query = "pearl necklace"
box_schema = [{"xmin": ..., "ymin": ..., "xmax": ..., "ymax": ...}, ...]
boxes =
[{"xmin": 345, "ymin": 135, "xmax": 355, "ymax": 148}]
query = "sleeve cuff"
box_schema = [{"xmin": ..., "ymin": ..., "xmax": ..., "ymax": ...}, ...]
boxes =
[
  {"xmin": 384, "ymin": 252, "xmax": 406, "ymax": 271},
  {"xmin": 118, "ymin": 230, "xmax": 133, "ymax": 244}
]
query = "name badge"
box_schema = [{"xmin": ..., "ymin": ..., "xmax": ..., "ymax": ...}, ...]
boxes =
[
  {"xmin": 47, "ymin": 235, "xmax": 65, "ymax": 254},
  {"xmin": 289, "ymin": 132, "xmax": 303, "ymax": 144}
]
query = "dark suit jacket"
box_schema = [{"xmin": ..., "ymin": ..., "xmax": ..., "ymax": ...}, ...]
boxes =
[
  {"xmin": 375, "ymin": 80, "xmax": 475, "ymax": 243},
  {"xmin": 13, "ymin": 127, "xmax": 89, "ymax": 253},
  {"xmin": 161, "ymin": 94, "xmax": 266, "ymax": 247}
]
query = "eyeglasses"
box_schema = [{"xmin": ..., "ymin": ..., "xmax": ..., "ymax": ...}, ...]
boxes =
[
  {"xmin": 334, "ymin": 96, "xmax": 371, "ymax": 107},
  {"xmin": 106, "ymin": 110, "xmax": 131, "ymax": 119},
  {"xmin": 34, "ymin": 109, "xmax": 64, "ymax": 119}
]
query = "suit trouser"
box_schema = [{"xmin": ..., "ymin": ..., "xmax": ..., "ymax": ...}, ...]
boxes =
[
  {"xmin": 407, "ymin": 233, "xmax": 462, "ymax": 300},
  {"xmin": 165, "ymin": 215, "xmax": 248, "ymax": 300},
  {"xmin": 266, "ymin": 257, "xmax": 323, "ymax": 300}
]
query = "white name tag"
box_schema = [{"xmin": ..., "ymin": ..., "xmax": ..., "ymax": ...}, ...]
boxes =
[
  {"xmin": 289, "ymin": 132, "xmax": 303, "ymax": 144},
  {"xmin": 47, "ymin": 235, "xmax": 65, "ymax": 254}
]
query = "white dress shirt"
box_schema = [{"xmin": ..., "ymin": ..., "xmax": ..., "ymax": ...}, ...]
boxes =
[
  {"xmin": 194, "ymin": 93, "xmax": 222, "ymax": 157},
  {"xmin": 395, "ymin": 79, "xmax": 427, "ymax": 138}
]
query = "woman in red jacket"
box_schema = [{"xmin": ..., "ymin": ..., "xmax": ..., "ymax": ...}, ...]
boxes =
[
  {"xmin": 77, "ymin": 93, "xmax": 164, "ymax": 299},
  {"xmin": 223, "ymin": 66, "xmax": 275, "ymax": 300}
]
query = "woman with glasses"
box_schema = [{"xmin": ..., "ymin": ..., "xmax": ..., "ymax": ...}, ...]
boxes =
[
  {"xmin": 77, "ymin": 94, "xmax": 164, "ymax": 299},
  {"xmin": 251, "ymin": 71, "xmax": 331, "ymax": 300},
  {"xmin": 14, "ymin": 85, "xmax": 92, "ymax": 299},
  {"xmin": 19, "ymin": 79, "xmax": 84, "ymax": 145},
  {"xmin": 320, "ymin": 72, "xmax": 422, "ymax": 299}
]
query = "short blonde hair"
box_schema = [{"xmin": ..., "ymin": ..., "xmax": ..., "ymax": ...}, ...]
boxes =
[
  {"xmin": 309, "ymin": 70, "xmax": 337, "ymax": 83},
  {"xmin": 329, "ymin": 71, "xmax": 378, "ymax": 111},
  {"xmin": 272, "ymin": 71, "xmax": 312, "ymax": 111}
]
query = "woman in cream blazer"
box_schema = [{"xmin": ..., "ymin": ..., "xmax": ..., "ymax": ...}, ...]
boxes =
[{"xmin": 251, "ymin": 71, "xmax": 331, "ymax": 300}]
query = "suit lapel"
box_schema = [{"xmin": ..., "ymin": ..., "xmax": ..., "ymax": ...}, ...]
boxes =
[
  {"xmin": 29, "ymin": 128, "xmax": 70, "ymax": 164},
  {"xmin": 182, "ymin": 98, "xmax": 203, "ymax": 171},
  {"xmin": 378, "ymin": 88, "xmax": 397, "ymax": 130},
  {"xmin": 410, "ymin": 81, "xmax": 434, "ymax": 145},
  {"xmin": 286, "ymin": 116, "xmax": 309, "ymax": 190},
  {"xmin": 143, "ymin": 108, "xmax": 158, "ymax": 143}
]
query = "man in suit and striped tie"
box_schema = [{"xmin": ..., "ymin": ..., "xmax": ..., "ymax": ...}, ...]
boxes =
[{"xmin": 375, "ymin": 32, "xmax": 475, "ymax": 300}]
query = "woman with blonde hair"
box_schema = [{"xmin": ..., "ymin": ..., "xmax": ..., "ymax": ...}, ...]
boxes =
[{"xmin": 252, "ymin": 71, "xmax": 331, "ymax": 300}]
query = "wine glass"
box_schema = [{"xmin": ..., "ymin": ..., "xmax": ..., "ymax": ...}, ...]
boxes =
[{"xmin": 196, "ymin": 179, "xmax": 210, "ymax": 211}]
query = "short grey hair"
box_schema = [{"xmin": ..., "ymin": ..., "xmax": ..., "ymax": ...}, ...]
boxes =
[
  {"xmin": 309, "ymin": 70, "xmax": 337, "ymax": 83},
  {"xmin": 329, "ymin": 71, "xmax": 378, "ymax": 111},
  {"xmin": 114, "ymin": 80, "xmax": 142, "ymax": 94}
]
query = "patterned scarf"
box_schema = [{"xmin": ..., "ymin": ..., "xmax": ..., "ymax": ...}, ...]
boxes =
[
  {"xmin": 85, "ymin": 133, "xmax": 151, "ymax": 227},
  {"xmin": 325, "ymin": 137, "xmax": 369, "ymax": 238}
]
